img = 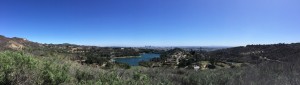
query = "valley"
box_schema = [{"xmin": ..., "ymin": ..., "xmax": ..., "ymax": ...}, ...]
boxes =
[{"xmin": 1, "ymin": 35, "xmax": 300, "ymax": 85}]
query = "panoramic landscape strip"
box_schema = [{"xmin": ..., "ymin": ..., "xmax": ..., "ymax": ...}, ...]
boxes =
[{"xmin": 0, "ymin": 35, "xmax": 300, "ymax": 85}]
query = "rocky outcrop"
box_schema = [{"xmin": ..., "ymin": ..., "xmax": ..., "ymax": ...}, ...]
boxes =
[{"xmin": 7, "ymin": 40, "xmax": 25, "ymax": 50}]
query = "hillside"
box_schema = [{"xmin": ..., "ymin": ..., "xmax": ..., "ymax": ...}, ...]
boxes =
[
  {"xmin": 0, "ymin": 35, "xmax": 146, "ymax": 68},
  {"xmin": 1, "ymin": 35, "xmax": 300, "ymax": 85},
  {"xmin": 141, "ymin": 43, "xmax": 300, "ymax": 71},
  {"xmin": 0, "ymin": 35, "xmax": 41, "ymax": 51}
]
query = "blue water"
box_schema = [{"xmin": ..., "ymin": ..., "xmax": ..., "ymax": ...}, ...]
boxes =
[{"xmin": 115, "ymin": 53, "xmax": 160, "ymax": 66}]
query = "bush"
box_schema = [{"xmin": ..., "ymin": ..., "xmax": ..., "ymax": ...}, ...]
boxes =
[
  {"xmin": 75, "ymin": 69, "xmax": 95, "ymax": 82},
  {"xmin": 41, "ymin": 62, "xmax": 70, "ymax": 85},
  {"xmin": 0, "ymin": 51, "xmax": 153, "ymax": 85},
  {"xmin": 0, "ymin": 51, "xmax": 39, "ymax": 85},
  {"xmin": 0, "ymin": 51, "xmax": 71, "ymax": 84}
]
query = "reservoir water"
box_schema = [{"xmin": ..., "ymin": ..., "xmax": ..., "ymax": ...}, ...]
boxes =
[{"xmin": 115, "ymin": 53, "xmax": 160, "ymax": 66}]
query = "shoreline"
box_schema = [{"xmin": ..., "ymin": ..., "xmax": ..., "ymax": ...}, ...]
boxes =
[{"xmin": 114, "ymin": 56, "xmax": 141, "ymax": 58}]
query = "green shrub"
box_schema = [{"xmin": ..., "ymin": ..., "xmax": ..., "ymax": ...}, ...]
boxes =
[
  {"xmin": 41, "ymin": 62, "xmax": 70, "ymax": 85},
  {"xmin": 0, "ymin": 51, "xmax": 39, "ymax": 85},
  {"xmin": 0, "ymin": 51, "xmax": 72, "ymax": 84},
  {"xmin": 75, "ymin": 69, "xmax": 95, "ymax": 82}
]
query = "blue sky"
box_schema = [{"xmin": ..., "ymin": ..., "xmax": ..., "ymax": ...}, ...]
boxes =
[{"xmin": 1, "ymin": 0, "xmax": 300, "ymax": 46}]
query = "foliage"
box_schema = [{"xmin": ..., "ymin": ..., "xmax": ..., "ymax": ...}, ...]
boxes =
[
  {"xmin": 0, "ymin": 51, "xmax": 72, "ymax": 84},
  {"xmin": 0, "ymin": 51, "xmax": 39, "ymax": 85},
  {"xmin": 41, "ymin": 62, "xmax": 70, "ymax": 85}
]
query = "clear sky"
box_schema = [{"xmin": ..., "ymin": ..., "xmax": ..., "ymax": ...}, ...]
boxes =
[{"xmin": 1, "ymin": 0, "xmax": 300, "ymax": 46}]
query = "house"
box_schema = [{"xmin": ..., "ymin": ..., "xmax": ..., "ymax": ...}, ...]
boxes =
[{"xmin": 193, "ymin": 65, "xmax": 200, "ymax": 71}]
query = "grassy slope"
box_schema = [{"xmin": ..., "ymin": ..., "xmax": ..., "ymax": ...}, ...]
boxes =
[
  {"xmin": 1, "ymin": 51, "xmax": 300, "ymax": 85},
  {"xmin": 0, "ymin": 51, "xmax": 154, "ymax": 85}
]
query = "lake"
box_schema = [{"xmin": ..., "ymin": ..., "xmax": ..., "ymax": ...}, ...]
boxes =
[{"xmin": 115, "ymin": 53, "xmax": 160, "ymax": 66}]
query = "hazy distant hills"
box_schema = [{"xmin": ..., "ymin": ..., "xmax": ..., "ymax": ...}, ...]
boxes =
[
  {"xmin": 140, "ymin": 46, "xmax": 230, "ymax": 52},
  {"xmin": 0, "ymin": 35, "xmax": 229, "ymax": 52}
]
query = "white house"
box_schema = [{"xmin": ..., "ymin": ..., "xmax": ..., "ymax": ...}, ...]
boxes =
[{"xmin": 193, "ymin": 65, "xmax": 200, "ymax": 71}]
